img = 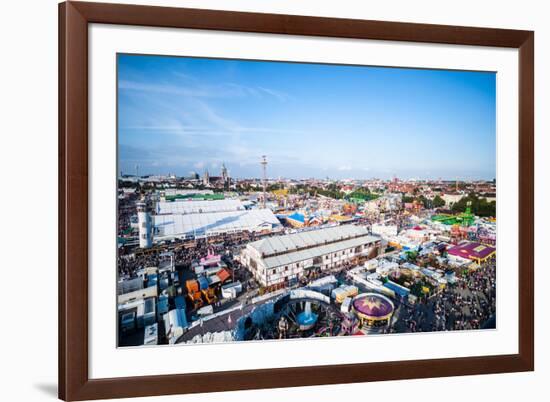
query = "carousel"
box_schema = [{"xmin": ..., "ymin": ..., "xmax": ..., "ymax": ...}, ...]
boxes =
[{"xmin": 352, "ymin": 293, "xmax": 395, "ymax": 328}]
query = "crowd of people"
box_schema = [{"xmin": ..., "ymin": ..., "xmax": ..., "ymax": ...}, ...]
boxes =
[
  {"xmin": 393, "ymin": 260, "xmax": 496, "ymax": 333},
  {"xmin": 117, "ymin": 190, "xmax": 497, "ymax": 338},
  {"xmin": 117, "ymin": 194, "xmax": 139, "ymax": 238},
  {"xmin": 118, "ymin": 230, "xmax": 265, "ymax": 279}
]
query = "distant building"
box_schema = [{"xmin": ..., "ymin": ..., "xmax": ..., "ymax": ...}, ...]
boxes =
[
  {"xmin": 441, "ymin": 193, "xmax": 464, "ymax": 207},
  {"xmin": 241, "ymin": 225, "xmax": 381, "ymax": 287},
  {"xmin": 221, "ymin": 163, "xmax": 229, "ymax": 188},
  {"xmin": 200, "ymin": 163, "xmax": 231, "ymax": 188}
]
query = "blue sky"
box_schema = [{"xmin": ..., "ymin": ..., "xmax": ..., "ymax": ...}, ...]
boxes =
[{"xmin": 118, "ymin": 54, "xmax": 496, "ymax": 180}]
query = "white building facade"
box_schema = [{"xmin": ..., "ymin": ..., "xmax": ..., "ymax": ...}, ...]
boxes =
[{"xmin": 240, "ymin": 225, "xmax": 381, "ymax": 287}]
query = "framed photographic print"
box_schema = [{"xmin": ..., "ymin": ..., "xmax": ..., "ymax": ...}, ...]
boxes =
[{"xmin": 59, "ymin": 1, "xmax": 534, "ymax": 400}]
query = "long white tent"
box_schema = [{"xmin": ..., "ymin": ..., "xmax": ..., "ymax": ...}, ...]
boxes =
[
  {"xmin": 153, "ymin": 209, "xmax": 282, "ymax": 240},
  {"xmin": 155, "ymin": 199, "xmax": 244, "ymax": 215}
]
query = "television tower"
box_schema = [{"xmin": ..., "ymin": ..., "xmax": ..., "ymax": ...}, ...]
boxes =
[{"xmin": 261, "ymin": 155, "xmax": 268, "ymax": 209}]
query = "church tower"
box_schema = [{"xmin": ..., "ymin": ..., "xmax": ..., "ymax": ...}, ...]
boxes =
[{"xmin": 221, "ymin": 163, "xmax": 229, "ymax": 188}]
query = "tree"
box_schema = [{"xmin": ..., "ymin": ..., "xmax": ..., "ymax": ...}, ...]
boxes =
[
  {"xmin": 433, "ymin": 195, "xmax": 446, "ymax": 208},
  {"xmin": 418, "ymin": 195, "xmax": 431, "ymax": 209},
  {"xmin": 346, "ymin": 188, "xmax": 377, "ymax": 202},
  {"xmin": 451, "ymin": 193, "xmax": 496, "ymax": 217}
]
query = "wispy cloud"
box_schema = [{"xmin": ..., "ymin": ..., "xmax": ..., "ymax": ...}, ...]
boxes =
[
  {"xmin": 119, "ymin": 78, "xmax": 289, "ymax": 102},
  {"xmin": 121, "ymin": 125, "xmax": 308, "ymax": 137},
  {"xmin": 118, "ymin": 80, "xmax": 216, "ymax": 97},
  {"xmin": 193, "ymin": 99, "xmax": 242, "ymax": 131},
  {"xmin": 257, "ymin": 86, "xmax": 291, "ymax": 102},
  {"xmin": 118, "ymin": 54, "xmax": 496, "ymax": 180}
]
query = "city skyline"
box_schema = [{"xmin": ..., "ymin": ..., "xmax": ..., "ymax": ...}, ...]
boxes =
[
  {"xmin": 118, "ymin": 54, "xmax": 497, "ymax": 180},
  {"xmin": 121, "ymin": 161, "xmax": 495, "ymax": 183}
]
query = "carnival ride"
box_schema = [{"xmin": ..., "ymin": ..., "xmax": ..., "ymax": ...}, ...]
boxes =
[
  {"xmin": 242, "ymin": 290, "xmax": 345, "ymax": 340},
  {"xmin": 431, "ymin": 202, "xmax": 475, "ymax": 227},
  {"xmin": 351, "ymin": 293, "xmax": 395, "ymax": 329},
  {"xmin": 431, "ymin": 202, "xmax": 477, "ymax": 243}
]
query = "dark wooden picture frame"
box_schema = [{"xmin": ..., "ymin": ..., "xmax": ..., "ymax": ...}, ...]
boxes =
[{"xmin": 59, "ymin": 1, "xmax": 534, "ymax": 400}]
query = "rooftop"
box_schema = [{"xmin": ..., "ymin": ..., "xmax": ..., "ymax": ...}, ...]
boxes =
[
  {"xmin": 447, "ymin": 241, "xmax": 496, "ymax": 260},
  {"xmin": 352, "ymin": 293, "xmax": 394, "ymax": 318},
  {"xmin": 286, "ymin": 212, "xmax": 305, "ymax": 223},
  {"xmin": 249, "ymin": 225, "xmax": 379, "ymax": 258},
  {"xmin": 164, "ymin": 193, "xmax": 224, "ymax": 202},
  {"xmin": 156, "ymin": 199, "xmax": 244, "ymax": 215},
  {"xmin": 153, "ymin": 209, "xmax": 281, "ymax": 239}
]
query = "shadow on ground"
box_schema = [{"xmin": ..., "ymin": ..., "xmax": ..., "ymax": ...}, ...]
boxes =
[{"xmin": 34, "ymin": 383, "xmax": 57, "ymax": 398}]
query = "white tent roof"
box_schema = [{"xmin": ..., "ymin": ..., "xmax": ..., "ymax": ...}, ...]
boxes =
[
  {"xmin": 155, "ymin": 199, "xmax": 244, "ymax": 215},
  {"xmin": 261, "ymin": 234, "xmax": 379, "ymax": 269},
  {"xmin": 153, "ymin": 209, "xmax": 281, "ymax": 239},
  {"xmin": 248, "ymin": 225, "xmax": 374, "ymax": 257}
]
